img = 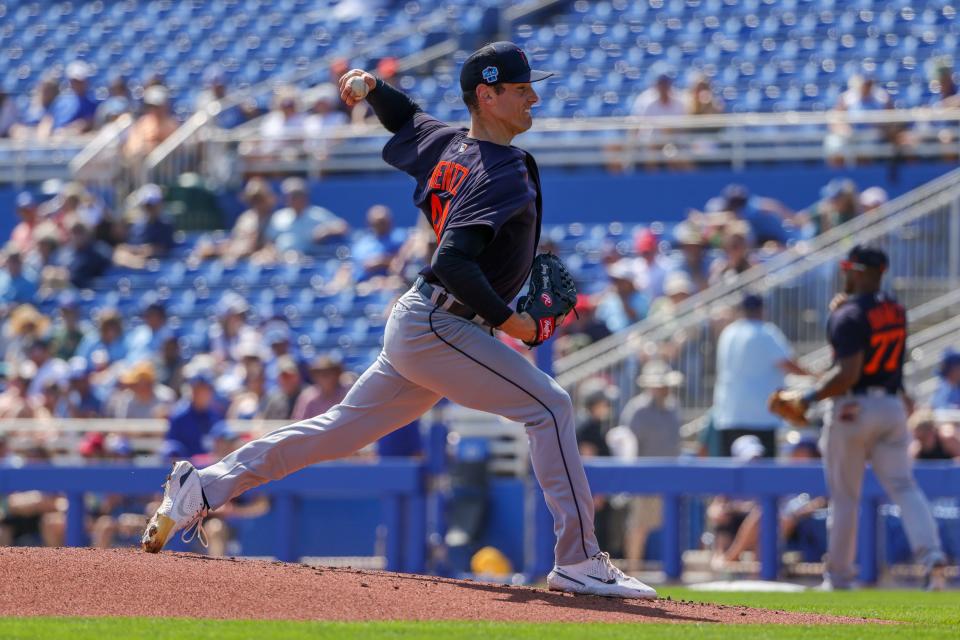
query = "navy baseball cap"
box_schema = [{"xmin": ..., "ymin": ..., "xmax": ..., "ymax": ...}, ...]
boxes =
[
  {"xmin": 741, "ymin": 293, "xmax": 764, "ymax": 311},
  {"xmin": 841, "ymin": 245, "xmax": 888, "ymax": 271},
  {"xmin": 460, "ymin": 42, "xmax": 553, "ymax": 93}
]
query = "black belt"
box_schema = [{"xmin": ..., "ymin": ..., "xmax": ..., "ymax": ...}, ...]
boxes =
[{"xmin": 415, "ymin": 277, "xmax": 489, "ymax": 326}]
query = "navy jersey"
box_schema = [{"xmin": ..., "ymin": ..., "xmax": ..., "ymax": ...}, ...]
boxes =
[
  {"xmin": 827, "ymin": 292, "xmax": 906, "ymax": 394},
  {"xmin": 382, "ymin": 112, "xmax": 542, "ymax": 302}
]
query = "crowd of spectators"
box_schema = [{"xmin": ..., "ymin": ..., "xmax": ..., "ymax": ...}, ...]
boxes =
[{"xmin": 0, "ymin": 61, "xmax": 268, "ymax": 144}]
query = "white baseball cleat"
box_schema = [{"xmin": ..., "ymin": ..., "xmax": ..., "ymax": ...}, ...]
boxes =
[
  {"xmin": 141, "ymin": 460, "xmax": 209, "ymax": 553},
  {"xmin": 547, "ymin": 551, "xmax": 658, "ymax": 599}
]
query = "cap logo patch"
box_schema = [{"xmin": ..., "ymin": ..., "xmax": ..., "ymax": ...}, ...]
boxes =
[{"xmin": 482, "ymin": 66, "xmax": 499, "ymax": 83}]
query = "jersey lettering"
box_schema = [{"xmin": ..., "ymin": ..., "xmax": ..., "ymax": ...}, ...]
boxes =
[
  {"xmin": 427, "ymin": 160, "xmax": 470, "ymax": 239},
  {"xmin": 863, "ymin": 328, "xmax": 905, "ymax": 375},
  {"xmin": 866, "ymin": 303, "xmax": 906, "ymax": 330},
  {"xmin": 429, "ymin": 193, "xmax": 452, "ymax": 239},
  {"xmin": 427, "ymin": 160, "xmax": 470, "ymax": 196}
]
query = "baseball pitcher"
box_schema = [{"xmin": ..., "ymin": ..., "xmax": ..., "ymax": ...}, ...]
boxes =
[{"xmin": 141, "ymin": 41, "xmax": 655, "ymax": 599}]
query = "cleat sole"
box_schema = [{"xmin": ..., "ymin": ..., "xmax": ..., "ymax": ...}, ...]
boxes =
[{"xmin": 141, "ymin": 514, "xmax": 175, "ymax": 553}]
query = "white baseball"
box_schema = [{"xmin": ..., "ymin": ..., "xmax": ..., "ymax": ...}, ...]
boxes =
[{"xmin": 348, "ymin": 76, "xmax": 369, "ymax": 99}]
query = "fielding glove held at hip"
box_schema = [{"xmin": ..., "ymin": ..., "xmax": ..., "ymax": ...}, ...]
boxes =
[
  {"xmin": 767, "ymin": 388, "xmax": 810, "ymax": 426},
  {"xmin": 516, "ymin": 253, "xmax": 578, "ymax": 347}
]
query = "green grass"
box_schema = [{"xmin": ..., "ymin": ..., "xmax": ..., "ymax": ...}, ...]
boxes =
[{"xmin": 1, "ymin": 589, "xmax": 955, "ymax": 639}]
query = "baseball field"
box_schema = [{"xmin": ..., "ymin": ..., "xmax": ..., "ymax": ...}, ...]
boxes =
[{"xmin": 1, "ymin": 548, "xmax": 955, "ymax": 639}]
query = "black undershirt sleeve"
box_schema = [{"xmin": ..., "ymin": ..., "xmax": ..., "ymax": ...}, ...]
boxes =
[
  {"xmin": 431, "ymin": 226, "xmax": 515, "ymax": 327},
  {"xmin": 366, "ymin": 79, "xmax": 420, "ymax": 133}
]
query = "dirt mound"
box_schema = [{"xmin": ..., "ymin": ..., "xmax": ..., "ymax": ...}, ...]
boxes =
[{"xmin": 0, "ymin": 547, "xmax": 875, "ymax": 624}]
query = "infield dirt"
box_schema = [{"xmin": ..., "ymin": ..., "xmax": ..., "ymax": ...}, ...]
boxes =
[{"xmin": 0, "ymin": 547, "xmax": 881, "ymax": 624}]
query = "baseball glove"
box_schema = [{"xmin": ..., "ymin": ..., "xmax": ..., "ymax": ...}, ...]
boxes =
[
  {"xmin": 767, "ymin": 389, "xmax": 809, "ymax": 426},
  {"xmin": 516, "ymin": 253, "xmax": 578, "ymax": 347}
]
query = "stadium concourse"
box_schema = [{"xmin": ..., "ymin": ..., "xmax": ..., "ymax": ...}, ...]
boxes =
[{"xmin": 0, "ymin": 0, "xmax": 958, "ymax": 591}]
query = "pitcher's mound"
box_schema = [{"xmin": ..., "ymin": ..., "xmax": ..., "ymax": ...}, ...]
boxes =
[{"xmin": 0, "ymin": 547, "xmax": 874, "ymax": 624}]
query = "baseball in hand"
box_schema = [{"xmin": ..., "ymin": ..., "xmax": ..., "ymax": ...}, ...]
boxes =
[{"xmin": 348, "ymin": 76, "xmax": 370, "ymax": 100}]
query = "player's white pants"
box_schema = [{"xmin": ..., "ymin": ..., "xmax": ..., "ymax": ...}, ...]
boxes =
[
  {"xmin": 821, "ymin": 395, "xmax": 945, "ymax": 586},
  {"xmin": 198, "ymin": 285, "xmax": 600, "ymax": 566}
]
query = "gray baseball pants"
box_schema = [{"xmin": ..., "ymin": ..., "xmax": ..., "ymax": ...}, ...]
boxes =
[
  {"xmin": 821, "ymin": 395, "xmax": 944, "ymax": 586},
  {"xmin": 198, "ymin": 285, "xmax": 600, "ymax": 566}
]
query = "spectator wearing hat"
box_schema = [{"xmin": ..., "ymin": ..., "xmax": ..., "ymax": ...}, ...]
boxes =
[
  {"xmin": 595, "ymin": 260, "xmax": 650, "ymax": 333},
  {"xmin": 123, "ymin": 85, "xmax": 178, "ymax": 161},
  {"xmin": 260, "ymin": 355, "xmax": 304, "ymax": 420},
  {"xmin": 25, "ymin": 335, "xmax": 69, "ymax": 400},
  {"xmin": 3, "ymin": 304, "xmax": 51, "ymax": 367},
  {"xmin": 859, "ymin": 186, "xmax": 888, "ymax": 214},
  {"xmin": 49, "ymin": 292, "xmax": 86, "ymax": 360},
  {"xmin": 10, "ymin": 192, "xmax": 41, "ymax": 255},
  {"xmin": 632, "ymin": 229, "xmax": 671, "ymax": 300},
  {"xmin": 209, "ymin": 293, "xmax": 257, "ymax": 365},
  {"xmin": 267, "ymin": 178, "xmax": 349, "ymax": 254},
  {"xmin": 113, "ymin": 184, "xmax": 175, "ymax": 269},
  {"xmin": 648, "ymin": 271, "xmax": 694, "ymax": 320},
  {"xmin": 670, "ymin": 221, "xmax": 712, "ymax": 292},
  {"xmin": 107, "ymin": 360, "xmax": 175, "ymax": 420},
  {"xmin": 304, "ymin": 83, "xmax": 349, "ymax": 138},
  {"xmin": 0, "ymin": 248, "xmax": 38, "ymax": 306},
  {"xmin": 576, "ymin": 379, "xmax": 619, "ymax": 458},
  {"xmin": 125, "ymin": 298, "xmax": 172, "ymax": 363},
  {"xmin": 909, "ymin": 410, "xmax": 960, "ymax": 461},
  {"xmin": 619, "ymin": 360, "xmax": 684, "ymax": 568},
  {"xmin": 350, "ymin": 205, "xmax": 406, "ymax": 282},
  {"xmin": 65, "ymin": 356, "xmax": 101, "ymax": 418},
  {"xmin": 8, "ymin": 77, "xmax": 58, "ymax": 140},
  {"xmin": 291, "ymin": 355, "xmax": 348, "ymax": 421},
  {"xmin": 166, "ymin": 363, "xmax": 225, "ymax": 457},
  {"xmin": 930, "ymin": 350, "xmax": 960, "ymax": 411},
  {"xmin": 42, "ymin": 61, "xmax": 99, "ymax": 136},
  {"xmin": 194, "ymin": 178, "xmax": 278, "ymax": 265},
  {"xmin": 811, "ymin": 179, "xmax": 861, "ymax": 236},
  {"xmin": 713, "ymin": 294, "xmax": 806, "ymax": 457},
  {"xmin": 76, "ymin": 308, "xmax": 127, "ymax": 365}
]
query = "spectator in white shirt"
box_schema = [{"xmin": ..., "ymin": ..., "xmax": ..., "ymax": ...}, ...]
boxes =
[
  {"xmin": 631, "ymin": 73, "xmax": 687, "ymax": 118},
  {"xmin": 712, "ymin": 293, "xmax": 806, "ymax": 457}
]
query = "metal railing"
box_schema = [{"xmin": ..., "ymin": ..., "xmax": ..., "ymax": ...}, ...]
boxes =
[
  {"xmin": 0, "ymin": 136, "xmax": 95, "ymax": 186},
  {"xmin": 555, "ymin": 166, "xmax": 960, "ymax": 424},
  {"xmin": 203, "ymin": 107, "xmax": 960, "ymax": 179}
]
